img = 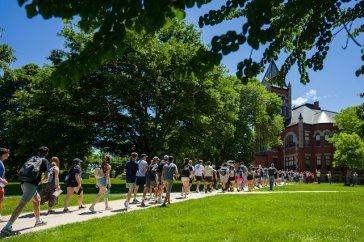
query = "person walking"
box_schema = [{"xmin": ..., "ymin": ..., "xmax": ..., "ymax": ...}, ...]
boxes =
[
  {"xmin": 63, "ymin": 158, "xmax": 86, "ymax": 212},
  {"xmin": 133, "ymin": 153, "xmax": 148, "ymax": 203},
  {"xmin": 145, "ymin": 157, "xmax": 159, "ymax": 203},
  {"xmin": 203, "ymin": 161, "xmax": 214, "ymax": 193},
  {"xmin": 180, "ymin": 158, "xmax": 193, "ymax": 198},
  {"xmin": 194, "ymin": 160, "xmax": 204, "ymax": 192},
  {"xmin": 1, "ymin": 146, "xmax": 49, "ymax": 236},
  {"xmin": 219, "ymin": 163, "xmax": 229, "ymax": 193},
  {"xmin": 268, "ymin": 163, "xmax": 277, "ymax": 190},
  {"xmin": 89, "ymin": 155, "xmax": 112, "ymax": 213},
  {"xmin": 0, "ymin": 148, "xmax": 10, "ymax": 222},
  {"xmin": 160, "ymin": 156, "xmax": 178, "ymax": 207},
  {"xmin": 326, "ymin": 171, "xmax": 332, "ymax": 184},
  {"xmin": 45, "ymin": 157, "xmax": 61, "ymax": 214},
  {"xmin": 124, "ymin": 152, "xmax": 139, "ymax": 210},
  {"xmin": 156, "ymin": 155, "xmax": 168, "ymax": 204}
]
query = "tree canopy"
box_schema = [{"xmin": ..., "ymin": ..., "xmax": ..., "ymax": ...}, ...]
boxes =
[
  {"xmin": 330, "ymin": 104, "xmax": 364, "ymax": 169},
  {"xmin": 17, "ymin": 0, "xmax": 364, "ymax": 92}
]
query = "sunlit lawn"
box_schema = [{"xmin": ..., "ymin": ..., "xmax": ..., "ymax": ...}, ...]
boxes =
[{"xmin": 3, "ymin": 183, "xmax": 363, "ymax": 241}]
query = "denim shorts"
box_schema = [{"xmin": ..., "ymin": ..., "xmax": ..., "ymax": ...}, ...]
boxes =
[
  {"xmin": 97, "ymin": 177, "xmax": 107, "ymax": 187},
  {"xmin": 21, "ymin": 182, "xmax": 38, "ymax": 202}
]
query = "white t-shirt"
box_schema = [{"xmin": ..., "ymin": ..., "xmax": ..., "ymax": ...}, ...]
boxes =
[
  {"xmin": 204, "ymin": 165, "xmax": 213, "ymax": 177},
  {"xmin": 136, "ymin": 159, "xmax": 148, "ymax": 177},
  {"xmin": 194, "ymin": 164, "xmax": 204, "ymax": 176}
]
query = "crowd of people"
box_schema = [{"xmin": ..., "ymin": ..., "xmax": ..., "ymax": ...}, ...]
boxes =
[{"xmin": 0, "ymin": 147, "xmax": 358, "ymax": 236}]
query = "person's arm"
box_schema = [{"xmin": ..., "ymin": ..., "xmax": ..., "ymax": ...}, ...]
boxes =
[
  {"xmin": 106, "ymin": 164, "xmax": 111, "ymax": 188},
  {"xmin": 161, "ymin": 170, "xmax": 165, "ymax": 184},
  {"xmin": 75, "ymin": 172, "xmax": 81, "ymax": 187},
  {"xmin": 174, "ymin": 166, "xmax": 179, "ymax": 179},
  {"xmin": 54, "ymin": 167, "xmax": 60, "ymax": 190}
]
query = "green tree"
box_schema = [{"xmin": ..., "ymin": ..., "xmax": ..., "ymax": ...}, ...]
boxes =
[
  {"xmin": 17, "ymin": 1, "xmax": 364, "ymax": 92},
  {"xmin": 331, "ymin": 132, "xmax": 364, "ymax": 169},
  {"xmin": 2, "ymin": 64, "xmax": 95, "ymax": 171}
]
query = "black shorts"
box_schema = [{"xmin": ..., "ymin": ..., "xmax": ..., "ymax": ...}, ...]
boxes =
[
  {"xmin": 205, "ymin": 176, "xmax": 212, "ymax": 182},
  {"xmin": 136, "ymin": 176, "xmax": 146, "ymax": 186},
  {"xmin": 195, "ymin": 176, "xmax": 203, "ymax": 181},
  {"xmin": 67, "ymin": 181, "xmax": 79, "ymax": 188},
  {"xmin": 229, "ymin": 177, "xmax": 235, "ymax": 182}
]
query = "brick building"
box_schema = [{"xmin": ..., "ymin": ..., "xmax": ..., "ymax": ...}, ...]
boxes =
[{"xmin": 255, "ymin": 61, "xmax": 338, "ymax": 173}]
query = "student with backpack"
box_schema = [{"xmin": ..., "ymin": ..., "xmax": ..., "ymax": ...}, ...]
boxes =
[
  {"xmin": 43, "ymin": 156, "xmax": 61, "ymax": 214},
  {"xmin": 1, "ymin": 146, "xmax": 49, "ymax": 236},
  {"xmin": 124, "ymin": 152, "xmax": 139, "ymax": 210},
  {"xmin": 219, "ymin": 163, "xmax": 229, "ymax": 193},
  {"xmin": 155, "ymin": 155, "xmax": 168, "ymax": 204},
  {"xmin": 63, "ymin": 158, "xmax": 86, "ymax": 213},
  {"xmin": 145, "ymin": 157, "xmax": 159, "ymax": 204},
  {"xmin": 89, "ymin": 155, "xmax": 112, "ymax": 213}
]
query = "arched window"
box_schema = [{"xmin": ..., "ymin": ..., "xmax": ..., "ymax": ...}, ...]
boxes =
[
  {"xmin": 324, "ymin": 131, "xmax": 330, "ymax": 146},
  {"xmin": 285, "ymin": 134, "xmax": 297, "ymax": 148},
  {"xmin": 315, "ymin": 133, "xmax": 321, "ymax": 146}
]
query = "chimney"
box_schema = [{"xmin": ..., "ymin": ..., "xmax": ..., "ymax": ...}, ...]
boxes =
[{"xmin": 314, "ymin": 101, "xmax": 320, "ymax": 110}]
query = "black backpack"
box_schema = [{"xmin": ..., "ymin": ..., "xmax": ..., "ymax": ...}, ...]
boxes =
[
  {"xmin": 146, "ymin": 164, "xmax": 157, "ymax": 180},
  {"xmin": 18, "ymin": 156, "xmax": 43, "ymax": 182},
  {"xmin": 157, "ymin": 161, "xmax": 166, "ymax": 173},
  {"xmin": 220, "ymin": 167, "xmax": 227, "ymax": 176}
]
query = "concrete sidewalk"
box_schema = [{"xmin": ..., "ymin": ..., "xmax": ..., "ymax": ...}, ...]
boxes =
[{"xmin": 3, "ymin": 186, "xmax": 269, "ymax": 235}]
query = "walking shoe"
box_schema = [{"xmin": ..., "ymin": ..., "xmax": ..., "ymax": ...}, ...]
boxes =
[
  {"xmin": 89, "ymin": 207, "xmax": 96, "ymax": 213},
  {"xmin": 34, "ymin": 221, "xmax": 47, "ymax": 227},
  {"xmin": 0, "ymin": 216, "xmax": 7, "ymax": 222},
  {"xmin": 133, "ymin": 199, "xmax": 139, "ymax": 203},
  {"xmin": 1, "ymin": 227, "xmax": 19, "ymax": 236},
  {"xmin": 79, "ymin": 205, "xmax": 86, "ymax": 209},
  {"xmin": 63, "ymin": 208, "xmax": 71, "ymax": 213},
  {"xmin": 196, "ymin": 189, "xmax": 199, "ymax": 193},
  {"xmin": 105, "ymin": 207, "xmax": 113, "ymax": 210}
]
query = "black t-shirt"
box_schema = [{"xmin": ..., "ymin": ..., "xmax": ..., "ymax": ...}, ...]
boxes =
[
  {"xmin": 24, "ymin": 157, "xmax": 49, "ymax": 186},
  {"xmin": 181, "ymin": 164, "xmax": 192, "ymax": 177}
]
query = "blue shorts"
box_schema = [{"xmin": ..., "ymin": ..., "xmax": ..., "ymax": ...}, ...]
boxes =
[
  {"xmin": 21, "ymin": 182, "xmax": 39, "ymax": 202},
  {"xmin": 97, "ymin": 177, "xmax": 107, "ymax": 187}
]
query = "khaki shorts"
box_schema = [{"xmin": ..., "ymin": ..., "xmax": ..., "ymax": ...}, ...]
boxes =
[
  {"xmin": 146, "ymin": 180, "xmax": 157, "ymax": 188},
  {"xmin": 126, "ymin": 182, "xmax": 136, "ymax": 190},
  {"xmin": 164, "ymin": 180, "xmax": 174, "ymax": 192}
]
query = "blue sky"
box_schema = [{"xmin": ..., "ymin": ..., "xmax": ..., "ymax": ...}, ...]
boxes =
[{"xmin": 1, "ymin": 0, "xmax": 363, "ymax": 113}]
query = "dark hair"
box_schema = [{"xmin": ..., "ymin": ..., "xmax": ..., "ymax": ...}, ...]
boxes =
[
  {"xmin": 168, "ymin": 156, "xmax": 174, "ymax": 162},
  {"xmin": 38, "ymin": 146, "xmax": 49, "ymax": 156},
  {"xmin": 0, "ymin": 148, "xmax": 10, "ymax": 156},
  {"xmin": 101, "ymin": 155, "xmax": 111, "ymax": 174},
  {"xmin": 183, "ymin": 158, "xmax": 189, "ymax": 165}
]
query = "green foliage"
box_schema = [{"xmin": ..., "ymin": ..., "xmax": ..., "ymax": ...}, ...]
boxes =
[
  {"xmin": 17, "ymin": 1, "xmax": 364, "ymax": 94},
  {"xmin": 330, "ymin": 132, "xmax": 364, "ymax": 169},
  {"xmin": 331, "ymin": 103, "xmax": 364, "ymax": 169}
]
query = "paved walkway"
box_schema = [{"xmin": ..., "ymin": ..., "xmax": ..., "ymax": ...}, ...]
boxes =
[{"xmin": 3, "ymin": 185, "xmax": 286, "ymax": 235}]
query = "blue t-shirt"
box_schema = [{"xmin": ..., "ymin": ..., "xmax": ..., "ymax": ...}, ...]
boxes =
[
  {"xmin": 70, "ymin": 165, "xmax": 81, "ymax": 182},
  {"xmin": 163, "ymin": 162, "xmax": 178, "ymax": 181},
  {"xmin": 125, "ymin": 160, "xmax": 139, "ymax": 183},
  {"xmin": 0, "ymin": 160, "xmax": 5, "ymax": 179}
]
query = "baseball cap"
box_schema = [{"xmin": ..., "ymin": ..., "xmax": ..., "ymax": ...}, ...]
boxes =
[
  {"xmin": 163, "ymin": 155, "xmax": 169, "ymax": 159},
  {"xmin": 141, "ymin": 153, "xmax": 148, "ymax": 157},
  {"xmin": 73, "ymin": 158, "xmax": 82, "ymax": 163},
  {"xmin": 153, "ymin": 156, "xmax": 160, "ymax": 161}
]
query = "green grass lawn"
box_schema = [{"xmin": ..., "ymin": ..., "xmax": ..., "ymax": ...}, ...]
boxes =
[{"xmin": 2, "ymin": 183, "xmax": 363, "ymax": 241}]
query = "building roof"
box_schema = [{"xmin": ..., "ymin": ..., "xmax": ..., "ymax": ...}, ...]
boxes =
[
  {"xmin": 261, "ymin": 61, "xmax": 288, "ymax": 89},
  {"xmin": 285, "ymin": 103, "xmax": 337, "ymax": 127}
]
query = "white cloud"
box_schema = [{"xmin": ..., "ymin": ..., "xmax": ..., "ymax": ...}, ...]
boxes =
[{"xmin": 292, "ymin": 89, "xmax": 317, "ymax": 106}]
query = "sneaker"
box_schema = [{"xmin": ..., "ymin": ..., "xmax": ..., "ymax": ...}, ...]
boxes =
[
  {"xmin": 196, "ymin": 189, "xmax": 199, "ymax": 193},
  {"xmin": 79, "ymin": 205, "xmax": 86, "ymax": 209},
  {"xmin": 125, "ymin": 206, "xmax": 131, "ymax": 211},
  {"xmin": 89, "ymin": 207, "xmax": 96, "ymax": 213},
  {"xmin": 0, "ymin": 217, "xmax": 7, "ymax": 222},
  {"xmin": 133, "ymin": 199, "xmax": 139, "ymax": 203},
  {"xmin": 105, "ymin": 207, "xmax": 113, "ymax": 210},
  {"xmin": 63, "ymin": 208, "xmax": 71, "ymax": 213},
  {"xmin": 1, "ymin": 227, "xmax": 19, "ymax": 236},
  {"xmin": 34, "ymin": 221, "xmax": 47, "ymax": 227}
]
